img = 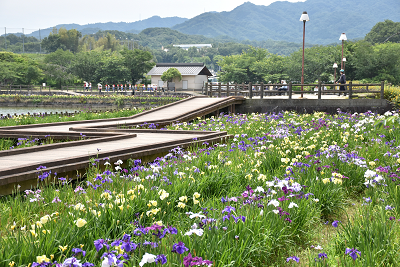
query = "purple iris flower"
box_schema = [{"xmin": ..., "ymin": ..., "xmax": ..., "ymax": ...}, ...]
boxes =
[
  {"xmin": 318, "ymin": 252, "xmax": 327, "ymax": 259},
  {"xmin": 62, "ymin": 257, "xmax": 82, "ymax": 267},
  {"xmin": 155, "ymin": 254, "xmax": 167, "ymax": 265},
  {"xmin": 345, "ymin": 248, "xmax": 361, "ymax": 261},
  {"xmin": 71, "ymin": 247, "xmax": 86, "ymax": 257},
  {"xmin": 332, "ymin": 220, "xmax": 340, "ymax": 227},
  {"xmin": 172, "ymin": 241, "xmax": 189, "ymax": 254},
  {"xmin": 222, "ymin": 206, "xmax": 235, "ymax": 214},
  {"xmin": 167, "ymin": 226, "xmax": 178, "ymax": 235},
  {"xmin": 94, "ymin": 238, "xmax": 110, "ymax": 252},
  {"xmin": 121, "ymin": 241, "xmax": 137, "ymax": 252},
  {"xmin": 111, "ymin": 239, "xmax": 122, "ymax": 247},
  {"xmin": 286, "ymin": 256, "xmax": 300, "ymax": 262},
  {"xmin": 183, "ymin": 253, "xmax": 213, "ymax": 267},
  {"xmin": 232, "ymin": 215, "xmax": 246, "ymax": 223},
  {"xmin": 222, "ymin": 214, "xmax": 230, "ymax": 221},
  {"xmin": 133, "ymin": 226, "xmax": 148, "ymax": 236},
  {"xmin": 122, "ymin": 234, "xmax": 131, "ymax": 242}
]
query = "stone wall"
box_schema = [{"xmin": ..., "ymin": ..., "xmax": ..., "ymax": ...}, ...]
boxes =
[{"xmin": 235, "ymin": 99, "xmax": 394, "ymax": 114}]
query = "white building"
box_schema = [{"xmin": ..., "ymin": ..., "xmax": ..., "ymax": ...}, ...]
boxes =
[
  {"xmin": 173, "ymin": 44, "xmax": 212, "ymax": 50},
  {"xmin": 147, "ymin": 63, "xmax": 212, "ymax": 91}
]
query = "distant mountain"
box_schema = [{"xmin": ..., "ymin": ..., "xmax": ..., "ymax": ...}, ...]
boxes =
[
  {"xmin": 27, "ymin": 16, "xmax": 188, "ymax": 39},
  {"xmin": 24, "ymin": 0, "xmax": 400, "ymax": 45},
  {"xmin": 172, "ymin": 0, "xmax": 400, "ymax": 44}
]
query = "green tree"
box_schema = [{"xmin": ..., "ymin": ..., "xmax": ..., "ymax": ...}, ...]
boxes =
[
  {"xmin": 120, "ymin": 48, "xmax": 155, "ymax": 84},
  {"xmin": 0, "ymin": 52, "xmax": 43, "ymax": 84},
  {"xmin": 285, "ymin": 45, "xmax": 339, "ymax": 83},
  {"xmin": 70, "ymin": 51, "xmax": 102, "ymax": 82},
  {"xmin": 350, "ymin": 41, "xmax": 375, "ymax": 81},
  {"xmin": 58, "ymin": 28, "xmax": 82, "ymax": 53},
  {"xmin": 160, "ymin": 68, "xmax": 182, "ymax": 85},
  {"xmin": 95, "ymin": 33, "xmax": 120, "ymax": 52},
  {"xmin": 44, "ymin": 49, "xmax": 75, "ymax": 67},
  {"xmin": 217, "ymin": 47, "xmax": 269, "ymax": 83},
  {"xmin": 0, "ymin": 62, "xmax": 22, "ymax": 84},
  {"xmin": 42, "ymin": 34, "xmax": 64, "ymax": 53},
  {"xmin": 251, "ymin": 54, "xmax": 288, "ymax": 83},
  {"xmin": 352, "ymin": 41, "xmax": 400, "ymax": 84},
  {"xmin": 365, "ymin": 20, "xmax": 400, "ymax": 45},
  {"xmin": 95, "ymin": 53, "xmax": 130, "ymax": 84},
  {"xmin": 41, "ymin": 63, "xmax": 76, "ymax": 88},
  {"xmin": 188, "ymin": 46, "xmax": 199, "ymax": 59},
  {"xmin": 41, "ymin": 28, "xmax": 82, "ymax": 53}
]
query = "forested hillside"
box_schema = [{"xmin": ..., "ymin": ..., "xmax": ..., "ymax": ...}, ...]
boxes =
[
  {"xmin": 11, "ymin": 0, "xmax": 398, "ymax": 46},
  {"xmin": 26, "ymin": 16, "xmax": 188, "ymax": 40},
  {"xmin": 173, "ymin": 0, "xmax": 400, "ymax": 44},
  {"xmin": 0, "ymin": 28, "xmax": 309, "ymax": 56}
]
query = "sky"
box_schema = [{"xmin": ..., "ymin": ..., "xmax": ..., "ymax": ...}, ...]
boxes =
[{"xmin": 1, "ymin": 0, "xmax": 305, "ymax": 34}]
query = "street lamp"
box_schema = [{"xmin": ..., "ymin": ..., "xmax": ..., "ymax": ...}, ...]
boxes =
[
  {"xmin": 339, "ymin": 33, "xmax": 347, "ymax": 69},
  {"xmin": 333, "ymin": 63, "xmax": 338, "ymax": 81},
  {"xmin": 342, "ymin": 57, "xmax": 346, "ymax": 71},
  {"xmin": 300, "ymin": 11, "xmax": 309, "ymax": 98}
]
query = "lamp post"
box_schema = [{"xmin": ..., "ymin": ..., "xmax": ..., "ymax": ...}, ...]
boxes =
[
  {"xmin": 300, "ymin": 11, "xmax": 309, "ymax": 98},
  {"xmin": 339, "ymin": 33, "xmax": 347, "ymax": 70},
  {"xmin": 342, "ymin": 57, "xmax": 346, "ymax": 71},
  {"xmin": 333, "ymin": 63, "xmax": 338, "ymax": 81}
]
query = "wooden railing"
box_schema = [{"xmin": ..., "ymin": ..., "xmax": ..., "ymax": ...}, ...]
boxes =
[
  {"xmin": 204, "ymin": 81, "xmax": 385, "ymax": 99},
  {"xmin": 0, "ymin": 84, "xmax": 180, "ymax": 96},
  {"xmin": 0, "ymin": 84, "xmax": 63, "ymax": 95},
  {"xmin": 0, "ymin": 84, "xmax": 35, "ymax": 95}
]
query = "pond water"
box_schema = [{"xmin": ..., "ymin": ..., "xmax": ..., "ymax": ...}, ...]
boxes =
[{"xmin": 0, "ymin": 107, "xmax": 83, "ymax": 116}]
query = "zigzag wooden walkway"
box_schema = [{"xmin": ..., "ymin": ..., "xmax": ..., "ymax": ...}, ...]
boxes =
[{"xmin": 0, "ymin": 96, "xmax": 244, "ymax": 195}]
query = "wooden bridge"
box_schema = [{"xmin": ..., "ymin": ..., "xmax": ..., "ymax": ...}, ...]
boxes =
[
  {"xmin": 205, "ymin": 81, "xmax": 385, "ymax": 99},
  {"xmin": 0, "ymin": 96, "xmax": 244, "ymax": 195}
]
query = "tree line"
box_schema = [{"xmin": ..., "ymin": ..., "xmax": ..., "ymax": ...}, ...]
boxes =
[
  {"xmin": 0, "ymin": 20, "xmax": 399, "ymax": 86},
  {"xmin": 0, "ymin": 48, "xmax": 154, "ymax": 88},
  {"xmin": 217, "ymin": 41, "xmax": 400, "ymax": 85}
]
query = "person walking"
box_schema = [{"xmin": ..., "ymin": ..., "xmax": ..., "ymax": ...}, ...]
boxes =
[
  {"xmin": 336, "ymin": 69, "xmax": 346, "ymax": 96},
  {"xmin": 98, "ymin": 83, "xmax": 102, "ymax": 94}
]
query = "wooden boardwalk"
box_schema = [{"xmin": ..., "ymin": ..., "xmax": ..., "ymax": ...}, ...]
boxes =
[{"xmin": 0, "ymin": 96, "xmax": 244, "ymax": 195}]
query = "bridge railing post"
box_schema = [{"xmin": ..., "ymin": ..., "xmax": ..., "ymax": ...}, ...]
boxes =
[
  {"xmin": 349, "ymin": 81, "xmax": 353, "ymax": 99},
  {"xmin": 249, "ymin": 82, "xmax": 253, "ymax": 99},
  {"xmin": 318, "ymin": 81, "xmax": 322, "ymax": 100},
  {"xmin": 381, "ymin": 81, "xmax": 385, "ymax": 99},
  {"xmin": 288, "ymin": 83, "xmax": 292, "ymax": 99},
  {"xmin": 260, "ymin": 82, "xmax": 264, "ymax": 99},
  {"xmin": 218, "ymin": 83, "xmax": 222, "ymax": 98},
  {"xmin": 205, "ymin": 82, "xmax": 208, "ymax": 96}
]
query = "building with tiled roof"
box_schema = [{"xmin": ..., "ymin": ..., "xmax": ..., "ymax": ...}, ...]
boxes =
[{"xmin": 147, "ymin": 63, "xmax": 212, "ymax": 91}]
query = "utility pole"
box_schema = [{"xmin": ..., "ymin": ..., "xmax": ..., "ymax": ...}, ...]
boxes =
[
  {"xmin": 39, "ymin": 29, "xmax": 42, "ymax": 53},
  {"xmin": 22, "ymin": 28, "xmax": 25, "ymax": 53}
]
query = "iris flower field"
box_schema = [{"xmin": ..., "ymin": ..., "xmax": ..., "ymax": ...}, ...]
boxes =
[{"xmin": 1, "ymin": 109, "xmax": 400, "ymax": 266}]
